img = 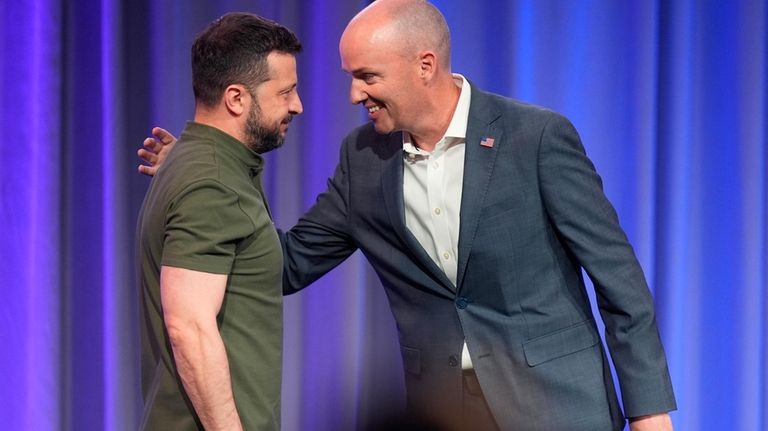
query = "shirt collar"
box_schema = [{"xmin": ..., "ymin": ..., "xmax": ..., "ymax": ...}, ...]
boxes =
[
  {"xmin": 183, "ymin": 121, "xmax": 265, "ymax": 171},
  {"xmin": 403, "ymin": 73, "xmax": 471, "ymax": 154},
  {"xmin": 444, "ymin": 74, "xmax": 471, "ymax": 140}
]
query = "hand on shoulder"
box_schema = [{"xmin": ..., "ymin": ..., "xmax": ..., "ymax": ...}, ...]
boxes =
[{"xmin": 138, "ymin": 127, "xmax": 177, "ymax": 176}]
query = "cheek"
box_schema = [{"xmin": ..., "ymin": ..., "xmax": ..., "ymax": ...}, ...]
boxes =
[
  {"xmin": 276, "ymin": 108, "xmax": 292, "ymax": 124},
  {"xmin": 397, "ymin": 90, "xmax": 421, "ymax": 115},
  {"xmin": 260, "ymin": 101, "xmax": 286, "ymax": 122}
]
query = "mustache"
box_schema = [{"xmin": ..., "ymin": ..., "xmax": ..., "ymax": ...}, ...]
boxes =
[{"xmin": 282, "ymin": 115, "xmax": 294, "ymax": 124}]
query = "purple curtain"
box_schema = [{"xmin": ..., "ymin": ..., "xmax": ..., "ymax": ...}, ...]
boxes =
[{"xmin": 1, "ymin": 0, "xmax": 765, "ymax": 430}]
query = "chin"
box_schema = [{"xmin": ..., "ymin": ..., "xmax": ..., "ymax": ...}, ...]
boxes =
[{"xmin": 372, "ymin": 120, "xmax": 395, "ymax": 135}]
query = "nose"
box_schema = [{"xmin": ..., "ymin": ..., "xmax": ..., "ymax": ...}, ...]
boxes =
[
  {"xmin": 349, "ymin": 79, "xmax": 367, "ymax": 105},
  {"xmin": 290, "ymin": 92, "xmax": 303, "ymax": 115}
]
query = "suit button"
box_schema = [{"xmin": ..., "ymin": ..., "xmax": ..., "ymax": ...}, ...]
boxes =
[
  {"xmin": 456, "ymin": 297, "xmax": 468, "ymax": 309},
  {"xmin": 448, "ymin": 355, "xmax": 459, "ymax": 367}
]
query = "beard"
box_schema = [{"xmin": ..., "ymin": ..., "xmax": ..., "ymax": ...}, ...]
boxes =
[{"xmin": 244, "ymin": 102, "xmax": 292, "ymax": 154}]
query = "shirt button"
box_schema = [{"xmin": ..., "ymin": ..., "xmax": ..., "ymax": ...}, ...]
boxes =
[
  {"xmin": 443, "ymin": 252, "xmax": 450, "ymax": 260},
  {"xmin": 448, "ymin": 355, "xmax": 459, "ymax": 367},
  {"xmin": 434, "ymin": 207, "xmax": 441, "ymax": 215},
  {"xmin": 456, "ymin": 297, "xmax": 468, "ymax": 309}
]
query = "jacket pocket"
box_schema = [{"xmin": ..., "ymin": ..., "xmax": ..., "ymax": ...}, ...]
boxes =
[
  {"xmin": 400, "ymin": 346, "xmax": 421, "ymax": 375},
  {"xmin": 523, "ymin": 320, "xmax": 600, "ymax": 367}
]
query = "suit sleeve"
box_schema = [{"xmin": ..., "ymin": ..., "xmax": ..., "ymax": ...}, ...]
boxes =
[
  {"xmin": 536, "ymin": 113, "xmax": 676, "ymax": 417},
  {"xmin": 281, "ymin": 136, "xmax": 359, "ymax": 294}
]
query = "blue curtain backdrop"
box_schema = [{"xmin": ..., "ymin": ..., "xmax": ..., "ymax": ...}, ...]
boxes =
[{"xmin": 1, "ymin": 0, "xmax": 765, "ymax": 430}]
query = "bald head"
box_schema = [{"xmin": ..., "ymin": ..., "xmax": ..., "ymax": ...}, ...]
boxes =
[
  {"xmin": 339, "ymin": 0, "xmax": 460, "ymax": 144},
  {"xmin": 342, "ymin": 0, "xmax": 451, "ymax": 69}
]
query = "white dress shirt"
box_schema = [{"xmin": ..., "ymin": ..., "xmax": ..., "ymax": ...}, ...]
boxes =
[{"xmin": 403, "ymin": 74, "xmax": 475, "ymax": 369}]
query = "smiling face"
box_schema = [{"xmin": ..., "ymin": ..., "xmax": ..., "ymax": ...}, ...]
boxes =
[
  {"xmin": 339, "ymin": 22, "xmax": 423, "ymax": 135},
  {"xmin": 245, "ymin": 51, "xmax": 303, "ymax": 153}
]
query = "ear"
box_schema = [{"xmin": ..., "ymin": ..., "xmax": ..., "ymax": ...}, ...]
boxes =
[
  {"xmin": 223, "ymin": 84, "xmax": 248, "ymax": 116},
  {"xmin": 417, "ymin": 51, "xmax": 437, "ymax": 80}
]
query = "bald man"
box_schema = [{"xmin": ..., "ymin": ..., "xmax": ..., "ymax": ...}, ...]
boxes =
[{"xmin": 140, "ymin": 1, "xmax": 676, "ymax": 430}]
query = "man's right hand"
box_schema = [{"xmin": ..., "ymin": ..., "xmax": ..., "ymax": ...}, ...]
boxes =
[{"xmin": 138, "ymin": 127, "xmax": 177, "ymax": 176}]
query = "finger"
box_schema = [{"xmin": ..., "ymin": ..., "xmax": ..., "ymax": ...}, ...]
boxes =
[
  {"xmin": 138, "ymin": 148, "xmax": 159, "ymax": 164},
  {"xmin": 152, "ymin": 127, "xmax": 176, "ymax": 145},
  {"xmin": 143, "ymin": 137, "xmax": 164, "ymax": 154},
  {"xmin": 138, "ymin": 164, "xmax": 157, "ymax": 177}
]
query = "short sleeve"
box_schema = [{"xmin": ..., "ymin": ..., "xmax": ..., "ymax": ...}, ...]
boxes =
[{"xmin": 162, "ymin": 179, "xmax": 253, "ymax": 274}]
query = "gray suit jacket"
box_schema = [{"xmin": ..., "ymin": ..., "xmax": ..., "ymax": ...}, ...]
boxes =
[{"xmin": 283, "ymin": 83, "xmax": 676, "ymax": 430}]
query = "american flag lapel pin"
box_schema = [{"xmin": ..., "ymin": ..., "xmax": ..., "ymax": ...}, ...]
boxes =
[{"xmin": 480, "ymin": 136, "xmax": 495, "ymax": 148}]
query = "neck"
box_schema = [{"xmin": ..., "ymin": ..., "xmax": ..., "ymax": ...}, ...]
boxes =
[
  {"xmin": 408, "ymin": 73, "xmax": 462, "ymax": 152},
  {"xmin": 194, "ymin": 106, "xmax": 245, "ymax": 144}
]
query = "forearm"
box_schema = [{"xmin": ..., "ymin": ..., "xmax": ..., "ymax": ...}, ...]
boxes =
[
  {"xmin": 280, "ymin": 147, "xmax": 357, "ymax": 295},
  {"xmin": 159, "ymin": 233, "xmax": 241, "ymax": 427},
  {"xmin": 281, "ymin": 220, "xmax": 356, "ymax": 295},
  {"xmin": 167, "ymin": 320, "xmax": 242, "ymax": 431},
  {"xmin": 537, "ymin": 113, "xmax": 676, "ymax": 413}
]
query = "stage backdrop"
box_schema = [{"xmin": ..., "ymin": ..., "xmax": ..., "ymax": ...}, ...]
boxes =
[{"xmin": 1, "ymin": 0, "xmax": 765, "ymax": 430}]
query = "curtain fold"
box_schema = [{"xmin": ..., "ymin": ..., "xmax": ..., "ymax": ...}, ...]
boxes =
[
  {"xmin": 1, "ymin": 0, "xmax": 63, "ymax": 429},
  {"xmin": 1, "ymin": 1, "xmax": 765, "ymax": 430}
]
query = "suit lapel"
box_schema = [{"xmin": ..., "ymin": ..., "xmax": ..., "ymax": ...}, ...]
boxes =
[
  {"xmin": 456, "ymin": 89, "xmax": 503, "ymax": 290},
  {"xmin": 380, "ymin": 132, "xmax": 456, "ymax": 292}
]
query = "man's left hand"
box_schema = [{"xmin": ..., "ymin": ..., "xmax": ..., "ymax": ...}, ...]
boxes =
[
  {"xmin": 629, "ymin": 413, "xmax": 673, "ymax": 431},
  {"xmin": 138, "ymin": 127, "xmax": 177, "ymax": 176}
]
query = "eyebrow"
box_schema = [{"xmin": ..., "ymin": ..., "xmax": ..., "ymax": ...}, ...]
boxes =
[{"xmin": 348, "ymin": 68, "xmax": 375, "ymax": 76}]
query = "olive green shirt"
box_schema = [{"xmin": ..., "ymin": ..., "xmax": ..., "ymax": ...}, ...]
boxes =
[{"xmin": 137, "ymin": 122, "xmax": 283, "ymax": 430}]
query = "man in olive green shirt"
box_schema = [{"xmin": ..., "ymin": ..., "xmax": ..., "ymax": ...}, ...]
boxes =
[{"xmin": 136, "ymin": 13, "xmax": 303, "ymax": 430}]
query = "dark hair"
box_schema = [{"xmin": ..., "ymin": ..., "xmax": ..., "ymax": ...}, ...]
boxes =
[{"xmin": 191, "ymin": 12, "xmax": 302, "ymax": 107}]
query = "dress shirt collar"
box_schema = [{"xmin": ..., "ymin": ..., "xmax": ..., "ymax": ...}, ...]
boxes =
[{"xmin": 403, "ymin": 74, "xmax": 471, "ymax": 154}]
